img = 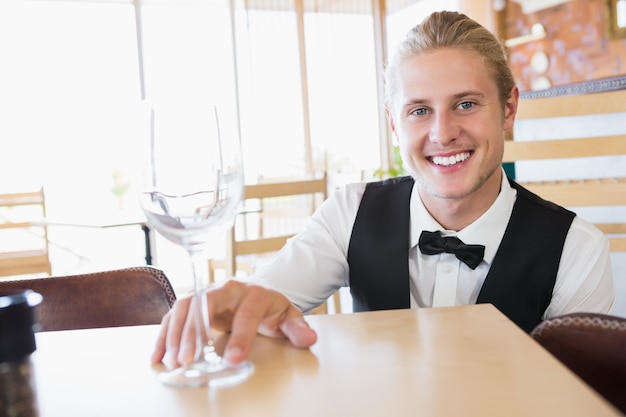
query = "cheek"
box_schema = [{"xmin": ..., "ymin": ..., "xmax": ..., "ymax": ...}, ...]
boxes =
[
  {"xmin": 398, "ymin": 139, "xmax": 422, "ymax": 174},
  {"xmin": 397, "ymin": 132, "xmax": 418, "ymax": 159},
  {"xmin": 482, "ymin": 128, "xmax": 505, "ymax": 164},
  {"xmin": 395, "ymin": 121, "xmax": 425, "ymax": 147},
  {"xmin": 494, "ymin": 135, "xmax": 505, "ymax": 159},
  {"xmin": 396, "ymin": 125, "xmax": 423, "ymax": 155}
]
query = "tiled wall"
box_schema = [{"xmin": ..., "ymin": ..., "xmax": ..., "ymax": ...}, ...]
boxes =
[{"xmin": 506, "ymin": 0, "xmax": 626, "ymax": 91}]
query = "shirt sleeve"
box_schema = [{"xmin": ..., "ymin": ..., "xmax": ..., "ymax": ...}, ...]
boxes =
[
  {"xmin": 248, "ymin": 182, "xmax": 366, "ymax": 312},
  {"xmin": 544, "ymin": 215, "xmax": 616, "ymax": 318}
]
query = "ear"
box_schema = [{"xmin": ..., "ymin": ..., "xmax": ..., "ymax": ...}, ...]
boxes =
[{"xmin": 503, "ymin": 86, "xmax": 519, "ymax": 131}]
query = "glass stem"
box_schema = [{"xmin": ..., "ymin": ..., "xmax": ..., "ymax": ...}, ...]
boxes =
[{"xmin": 189, "ymin": 249, "xmax": 211, "ymax": 362}]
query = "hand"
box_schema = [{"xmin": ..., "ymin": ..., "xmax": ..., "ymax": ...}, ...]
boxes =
[{"xmin": 151, "ymin": 280, "xmax": 318, "ymax": 367}]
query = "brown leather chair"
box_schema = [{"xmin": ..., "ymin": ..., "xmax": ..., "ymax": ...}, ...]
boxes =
[
  {"xmin": 0, "ymin": 266, "xmax": 176, "ymax": 331},
  {"xmin": 530, "ymin": 312, "xmax": 626, "ymax": 414}
]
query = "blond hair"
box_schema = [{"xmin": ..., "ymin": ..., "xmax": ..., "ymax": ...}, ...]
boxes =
[{"xmin": 385, "ymin": 11, "xmax": 515, "ymax": 109}]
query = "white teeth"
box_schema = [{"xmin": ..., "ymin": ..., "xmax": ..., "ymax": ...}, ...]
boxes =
[{"xmin": 431, "ymin": 152, "xmax": 470, "ymax": 166}]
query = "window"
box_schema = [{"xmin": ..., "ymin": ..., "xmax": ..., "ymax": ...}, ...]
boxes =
[
  {"xmin": 304, "ymin": 4, "xmax": 380, "ymax": 178},
  {"xmin": 0, "ymin": 0, "xmax": 444, "ymax": 284},
  {"xmin": 0, "ymin": 1, "xmax": 140, "ymax": 216},
  {"xmin": 234, "ymin": 1, "xmax": 308, "ymax": 179}
]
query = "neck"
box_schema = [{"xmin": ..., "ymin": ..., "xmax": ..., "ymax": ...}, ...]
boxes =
[{"xmin": 420, "ymin": 170, "xmax": 502, "ymax": 231}]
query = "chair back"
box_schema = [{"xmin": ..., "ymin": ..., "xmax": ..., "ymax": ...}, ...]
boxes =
[
  {"xmin": 0, "ymin": 188, "xmax": 52, "ymax": 277},
  {"xmin": 220, "ymin": 174, "xmax": 328, "ymax": 279},
  {"xmin": 0, "ymin": 266, "xmax": 176, "ymax": 331},
  {"xmin": 530, "ymin": 312, "xmax": 626, "ymax": 414},
  {"xmin": 210, "ymin": 173, "xmax": 341, "ymax": 313},
  {"xmin": 503, "ymin": 88, "xmax": 626, "ymax": 251}
]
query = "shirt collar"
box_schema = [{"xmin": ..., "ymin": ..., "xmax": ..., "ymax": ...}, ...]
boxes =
[{"xmin": 410, "ymin": 169, "xmax": 516, "ymax": 266}]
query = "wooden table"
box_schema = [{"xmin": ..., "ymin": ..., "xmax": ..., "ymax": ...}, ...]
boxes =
[{"xmin": 32, "ymin": 305, "xmax": 621, "ymax": 417}]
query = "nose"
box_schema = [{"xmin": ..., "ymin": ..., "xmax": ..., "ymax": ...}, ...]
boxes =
[{"xmin": 428, "ymin": 111, "xmax": 459, "ymax": 145}]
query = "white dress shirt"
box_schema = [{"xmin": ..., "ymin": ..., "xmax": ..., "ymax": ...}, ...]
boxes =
[{"xmin": 251, "ymin": 170, "xmax": 616, "ymax": 318}]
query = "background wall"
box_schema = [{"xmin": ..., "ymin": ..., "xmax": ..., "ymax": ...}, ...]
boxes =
[
  {"xmin": 506, "ymin": 0, "xmax": 626, "ymax": 92},
  {"xmin": 504, "ymin": 0, "xmax": 626, "ymax": 317}
]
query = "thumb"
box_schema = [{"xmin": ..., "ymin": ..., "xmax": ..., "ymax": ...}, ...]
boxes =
[{"xmin": 280, "ymin": 313, "xmax": 317, "ymax": 348}]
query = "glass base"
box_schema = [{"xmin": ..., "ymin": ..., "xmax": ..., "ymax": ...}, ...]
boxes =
[{"xmin": 159, "ymin": 357, "xmax": 254, "ymax": 388}]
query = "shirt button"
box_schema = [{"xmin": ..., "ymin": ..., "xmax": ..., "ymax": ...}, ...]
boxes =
[{"xmin": 443, "ymin": 265, "xmax": 452, "ymax": 273}]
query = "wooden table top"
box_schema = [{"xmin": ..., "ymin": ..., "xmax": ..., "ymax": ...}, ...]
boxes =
[{"xmin": 32, "ymin": 304, "xmax": 621, "ymax": 417}]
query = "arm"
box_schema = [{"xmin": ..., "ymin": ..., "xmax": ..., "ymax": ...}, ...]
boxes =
[
  {"xmin": 250, "ymin": 182, "xmax": 365, "ymax": 311},
  {"xmin": 546, "ymin": 216, "xmax": 616, "ymax": 318}
]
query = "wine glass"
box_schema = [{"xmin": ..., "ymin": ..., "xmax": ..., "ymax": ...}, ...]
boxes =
[{"xmin": 138, "ymin": 101, "xmax": 254, "ymax": 388}]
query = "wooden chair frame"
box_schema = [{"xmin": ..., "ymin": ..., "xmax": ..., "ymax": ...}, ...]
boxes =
[
  {"xmin": 210, "ymin": 173, "xmax": 341, "ymax": 313},
  {"xmin": 0, "ymin": 188, "xmax": 52, "ymax": 277},
  {"xmin": 503, "ymin": 89, "xmax": 626, "ymax": 252}
]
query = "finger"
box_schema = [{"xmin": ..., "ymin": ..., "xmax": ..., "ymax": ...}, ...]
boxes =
[
  {"xmin": 177, "ymin": 295, "xmax": 202, "ymax": 366},
  {"xmin": 162, "ymin": 295, "xmax": 193, "ymax": 367},
  {"xmin": 221, "ymin": 285, "xmax": 308, "ymax": 364},
  {"xmin": 151, "ymin": 312, "xmax": 171, "ymax": 364},
  {"xmin": 218, "ymin": 285, "xmax": 269, "ymax": 364}
]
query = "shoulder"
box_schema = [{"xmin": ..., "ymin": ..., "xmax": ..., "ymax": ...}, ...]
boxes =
[
  {"xmin": 508, "ymin": 178, "xmax": 609, "ymax": 244},
  {"xmin": 320, "ymin": 176, "xmax": 415, "ymax": 221},
  {"xmin": 310, "ymin": 181, "xmax": 368, "ymax": 234},
  {"xmin": 364, "ymin": 175, "xmax": 414, "ymax": 190},
  {"xmin": 508, "ymin": 178, "xmax": 575, "ymax": 219},
  {"xmin": 328, "ymin": 181, "xmax": 368, "ymax": 211},
  {"xmin": 567, "ymin": 215, "xmax": 609, "ymax": 250},
  {"xmin": 361, "ymin": 176, "xmax": 415, "ymax": 205},
  {"xmin": 325, "ymin": 176, "xmax": 413, "ymax": 209}
]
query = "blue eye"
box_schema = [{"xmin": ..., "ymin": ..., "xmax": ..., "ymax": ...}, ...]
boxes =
[
  {"xmin": 412, "ymin": 108, "xmax": 427, "ymax": 116},
  {"xmin": 459, "ymin": 101, "xmax": 474, "ymax": 110}
]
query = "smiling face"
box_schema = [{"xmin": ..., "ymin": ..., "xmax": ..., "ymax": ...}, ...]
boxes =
[{"xmin": 387, "ymin": 47, "xmax": 518, "ymax": 222}]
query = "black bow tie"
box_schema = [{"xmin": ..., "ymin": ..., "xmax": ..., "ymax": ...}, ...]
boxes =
[{"xmin": 418, "ymin": 230, "xmax": 485, "ymax": 270}]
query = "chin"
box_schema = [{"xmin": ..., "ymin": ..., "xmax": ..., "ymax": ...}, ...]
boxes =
[{"xmin": 421, "ymin": 182, "xmax": 469, "ymax": 200}]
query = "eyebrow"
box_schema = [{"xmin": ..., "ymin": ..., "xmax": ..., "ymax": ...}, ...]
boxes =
[
  {"xmin": 402, "ymin": 90, "xmax": 486, "ymax": 108},
  {"xmin": 453, "ymin": 90, "xmax": 486, "ymax": 100}
]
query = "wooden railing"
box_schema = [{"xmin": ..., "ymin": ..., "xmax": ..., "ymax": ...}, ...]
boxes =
[{"xmin": 503, "ymin": 88, "xmax": 626, "ymax": 252}]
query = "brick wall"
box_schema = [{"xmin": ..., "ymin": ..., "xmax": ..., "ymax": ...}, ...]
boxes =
[{"xmin": 506, "ymin": 0, "xmax": 626, "ymax": 91}]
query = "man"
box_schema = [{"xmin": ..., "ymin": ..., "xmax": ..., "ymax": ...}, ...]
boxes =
[{"xmin": 152, "ymin": 11, "xmax": 615, "ymax": 368}]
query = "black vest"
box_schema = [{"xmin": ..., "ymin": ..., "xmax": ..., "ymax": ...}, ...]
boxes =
[{"xmin": 347, "ymin": 176, "xmax": 575, "ymax": 333}]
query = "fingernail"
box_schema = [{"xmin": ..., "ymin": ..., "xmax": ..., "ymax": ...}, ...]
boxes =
[
  {"xmin": 163, "ymin": 349, "xmax": 178, "ymax": 369},
  {"xmin": 224, "ymin": 346, "xmax": 243, "ymax": 364}
]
